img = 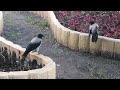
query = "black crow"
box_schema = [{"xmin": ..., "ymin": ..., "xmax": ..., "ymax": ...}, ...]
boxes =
[
  {"xmin": 20, "ymin": 34, "xmax": 44, "ymax": 65},
  {"xmin": 89, "ymin": 20, "xmax": 99, "ymax": 43}
]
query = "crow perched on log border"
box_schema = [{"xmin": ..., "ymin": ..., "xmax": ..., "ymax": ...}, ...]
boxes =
[
  {"xmin": 89, "ymin": 20, "xmax": 99, "ymax": 43},
  {"xmin": 20, "ymin": 34, "xmax": 44, "ymax": 66}
]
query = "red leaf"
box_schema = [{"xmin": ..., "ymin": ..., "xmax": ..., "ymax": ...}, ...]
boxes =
[{"xmin": 81, "ymin": 28, "xmax": 86, "ymax": 33}]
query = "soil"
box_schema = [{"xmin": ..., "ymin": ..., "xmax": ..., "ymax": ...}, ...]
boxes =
[
  {"xmin": 2, "ymin": 11, "xmax": 120, "ymax": 79},
  {"xmin": 0, "ymin": 51, "xmax": 42, "ymax": 72}
]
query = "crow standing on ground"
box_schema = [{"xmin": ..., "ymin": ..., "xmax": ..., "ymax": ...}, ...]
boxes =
[
  {"xmin": 89, "ymin": 20, "xmax": 99, "ymax": 43},
  {"xmin": 21, "ymin": 34, "xmax": 44, "ymax": 65}
]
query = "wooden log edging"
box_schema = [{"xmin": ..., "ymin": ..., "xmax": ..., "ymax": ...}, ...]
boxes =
[{"xmin": 30, "ymin": 11, "xmax": 120, "ymax": 60}]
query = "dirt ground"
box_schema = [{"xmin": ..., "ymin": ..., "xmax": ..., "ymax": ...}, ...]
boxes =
[{"xmin": 2, "ymin": 11, "xmax": 120, "ymax": 79}]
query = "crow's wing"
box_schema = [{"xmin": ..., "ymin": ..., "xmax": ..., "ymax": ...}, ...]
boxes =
[{"xmin": 22, "ymin": 41, "xmax": 41, "ymax": 58}]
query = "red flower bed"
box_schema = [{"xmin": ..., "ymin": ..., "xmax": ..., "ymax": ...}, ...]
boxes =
[{"xmin": 54, "ymin": 11, "xmax": 120, "ymax": 39}]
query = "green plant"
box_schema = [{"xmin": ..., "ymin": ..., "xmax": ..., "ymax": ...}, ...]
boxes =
[
  {"xmin": 93, "ymin": 69, "xmax": 108, "ymax": 79},
  {"xmin": 4, "ymin": 28, "xmax": 18, "ymax": 40},
  {"xmin": 25, "ymin": 15, "xmax": 49, "ymax": 29},
  {"xmin": 7, "ymin": 32, "xmax": 17, "ymax": 40}
]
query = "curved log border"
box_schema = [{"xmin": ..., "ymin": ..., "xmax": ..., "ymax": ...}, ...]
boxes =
[{"xmin": 31, "ymin": 11, "xmax": 120, "ymax": 60}]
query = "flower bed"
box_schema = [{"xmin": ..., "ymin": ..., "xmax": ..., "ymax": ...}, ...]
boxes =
[
  {"xmin": 0, "ymin": 36, "xmax": 56, "ymax": 79},
  {"xmin": 54, "ymin": 11, "xmax": 120, "ymax": 39}
]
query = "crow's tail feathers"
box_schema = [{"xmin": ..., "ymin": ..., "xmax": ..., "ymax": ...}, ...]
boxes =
[
  {"xmin": 22, "ymin": 49, "xmax": 31, "ymax": 59},
  {"xmin": 21, "ymin": 51, "xmax": 29, "ymax": 65},
  {"xmin": 92, "ymin": 33, "xmax": 98, "ymax": 43}
]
